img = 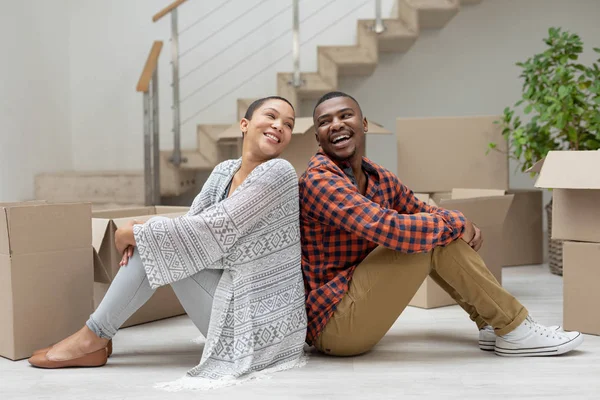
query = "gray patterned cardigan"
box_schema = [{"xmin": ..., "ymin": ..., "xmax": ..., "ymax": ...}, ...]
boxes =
[{"xmin": 133, "ymin": 158, "xmax": 307, "ymax": 390}]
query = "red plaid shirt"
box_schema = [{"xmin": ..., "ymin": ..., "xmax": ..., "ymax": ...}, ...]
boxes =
[{"xmin": 299, "ymin": 152, "xmax": 466, "ymax": 345}]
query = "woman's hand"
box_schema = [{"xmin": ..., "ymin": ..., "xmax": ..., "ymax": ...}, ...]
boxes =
[
  {"xmin": 119, "ymin": 246, "xmax": 135, "ymax": 267},
  {"xmin": 115, "ymin": 220, "xmax": 138, "ymax": 255}
]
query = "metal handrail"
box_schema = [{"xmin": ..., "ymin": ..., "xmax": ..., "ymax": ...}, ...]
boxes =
[
  {"xmin": 180, "ymin": 1, "xmax": 292, "ymax": 82},
  {"xmin": 179, "ymin": 0, "xmax": 271, "ymax": 59},
  {"xmin": 290, "ymin": 0, "xmax": 302, "ymax": 87},
  {"xmin": 181, "ymin": 0, "xmax": 371, "ymax": 126},
  {"xmin": 179, "ymin": 0, "xmax": 338, "ymax": 106},
  {"xmin": 178, "ymin": 0, "xmax": 235, "ymax": 37}
]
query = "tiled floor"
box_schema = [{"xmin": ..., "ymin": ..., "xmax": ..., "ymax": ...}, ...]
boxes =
[{"xmin": 1, "ymin": 264, "xmax": 598, "ymax": 399}]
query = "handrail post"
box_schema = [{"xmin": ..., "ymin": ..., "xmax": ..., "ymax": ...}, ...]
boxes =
[
  {"xmin": 289, "ymin": 0, "xmax": 303, "ymax": 87},
  {"xmin": 169, "ymin": 8, "xmax": 186, "ymax": 167},
  {"xmin": 151, "ymin": 69, "xmax": 161, "ymax": 205},
  {"xmin": 143, "ymin": 91, "xmax": 153, "ymax": 206},
  {"xmin": 371, "ymin": 0, "xmax": 386, "ymax": 33}
]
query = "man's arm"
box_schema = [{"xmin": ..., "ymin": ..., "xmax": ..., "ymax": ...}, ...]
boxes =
[
  {"xmin": 299, "ymin": 167, "xmax": 466, "ymax": 254},
  {"xmin": 392, "ymin": 177, "xmax": 477, "ymax": 247}
]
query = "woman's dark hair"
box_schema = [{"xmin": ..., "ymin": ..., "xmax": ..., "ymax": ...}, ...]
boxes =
[{"xmin": 243, "ymin": 96, "xmax": 295, "ymax": 120}]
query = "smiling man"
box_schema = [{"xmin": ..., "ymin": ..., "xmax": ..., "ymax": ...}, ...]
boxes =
[{"xmin": 298, "ymin": 91, "xmax": 582, "ymax": 358}]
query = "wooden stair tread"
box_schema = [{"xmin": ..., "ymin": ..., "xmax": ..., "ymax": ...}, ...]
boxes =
[
  {"xmin": 160, "ymin": 150, "xmax": 214, "ymax": 170},
  {"xmin": 358, "ymin": 19, "xmax": 417, "ymax": 37},
  {"xmin": 197, "ymin": 124, "xmax": 230, "ymax": 140},
  {"xmin": 408, "ymin": 0, "xmax": 458, "ymax": 10},
  {"xmin": 320, "ymin": 46, "xmax": 377, "ymax": 65}
]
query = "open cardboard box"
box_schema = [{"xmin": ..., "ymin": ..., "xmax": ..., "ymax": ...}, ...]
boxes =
[
  {"xmin": 533, "ymin": 150, "xmax": 600, "ymax": 335},
  {"xmin": 409, "ymin": 191, "xmax": 513, "ymax": 309},
  {"xmin": 0, "ymin": 201, "xmax": 93, "ymax": 360},
  {"xmin": 534, "ymin": 150, "xmax": 600, "ymax": 243},
  {"xmin": 450, "ymin": 188, "xmax": 544, "ymax": 267},
  {"xmin": 92, "ymin": 206, "xmax": 190, "ymax": 328}
]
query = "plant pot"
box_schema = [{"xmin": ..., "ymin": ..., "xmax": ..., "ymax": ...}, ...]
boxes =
[{"xmin": 545, "ymin": 198, "xmax": 563, "ymax": 276}]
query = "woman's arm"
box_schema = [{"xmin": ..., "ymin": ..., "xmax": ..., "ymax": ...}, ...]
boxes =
[{"xmin": 134, "ymin": 159, "xmax": 298, "ymax": 288}]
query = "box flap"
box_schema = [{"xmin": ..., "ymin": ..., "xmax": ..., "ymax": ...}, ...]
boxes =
[
  {"xmin": 535, "ymin": 150, "xmax": 600, "ymax": 189},
  {"xmin": 0, "ymin": 209, "xmax": 9, "ymax": 255},
  {"xmin": 413, "ymin": 193, "xmax": 431, "ymax": 203},
  {"xmin": 366, "ymin": 120, "xmax": 392, "ymax": 135},
  {"xmin": 5, "ymin": 203, "xmax": 91, "ymax": 254},
  {"xmin": 93, "ymin": 248, "xmax": 112, "ymax": 283},
  {"xmin": 451, "ymin": 188, "xmax": 507, "ymax": 199},
  {"xmin": 525, "ymin": 158, "xmax": 545, "ymax": 174},
  {"xmin": 112, "ymin": 211, "xmax": 187, "ymax": 229},
  {"xmin": 293, "ymin": 117, "xmax": 314, "ymax": 135},
  {"xmin": 440, "ymin": 195, "xmax": 514, "ymax": 228},
  {"xmin": 153, "ymin": 206, "xmax": 190, "ymax": 214},
  {"xmin": 91, "ymin": 218, "xmax": 111, "ymax": 251},
  {"xmin": 92, "ymin": 207, "xmax": 153, "ymax": 219}
]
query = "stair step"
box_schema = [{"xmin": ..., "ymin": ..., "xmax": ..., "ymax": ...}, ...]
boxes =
[
  {"xmin": 401, "ymin": 0, "xmax": 460, "ymax": 30},
  {"xmin": 317, "ymin": 50, "xmax": 339, "ymax": 88},
  {"xmin": 358, "ymin": 19, "xmax": 417, "ymax": 53},
  {"xmin": 278, "ymin": 72, "xmax": 336, "ymax": 100},
  {"xmin": 237, "ymin": 98, "xmax": 257, "ymax": 120},
  {"xmin": 319, "ymin": 46, "xmax": 377, "ymax": 76},
  {"xmin": 35, "ymin": 171, "xmax": 146, "ymax": 205},
  {"xmin": 160, "ymin": 150, "xmax": 214, "ymax": 171},
  {"xmin": 196, "ymin": 124, "xmax": 230, "ymax": 165}
]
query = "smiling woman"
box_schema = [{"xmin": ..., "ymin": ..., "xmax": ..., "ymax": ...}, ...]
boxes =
[{"xmin": 28, "ymin": 96, "xmax": 308, "ymax": 391}]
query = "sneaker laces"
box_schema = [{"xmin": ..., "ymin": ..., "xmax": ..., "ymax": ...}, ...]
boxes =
[{"xmin": 526, "ymin": 317, "xmax": 566, "ymax": 339}]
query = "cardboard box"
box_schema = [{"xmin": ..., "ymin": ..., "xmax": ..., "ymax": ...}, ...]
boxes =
[
  {"xmin": 0, "ymin": 202, "xmax": 93, "ymax": 360},
  {"xmin": 534, "ymin": 150, "xmax": 600, "ymax": 243},
  {"xmin": 396, "ymin": 116, "xmax": 509, "ymax": 192},
  {"xmin": 218, "ymin": 117, "xmax": 392, "ymax": 176},
  {"xmin": 563, "ymin": 241, "xmax": 600, "ymax": 335},
  {"xmin": 409, "ymin": 192, "xmax": 513, "ymax": 308},
  {"xmin": 92, "ymin": 206, "xmax": 189, "ymax": 328},
  {"xmin": 451, "ymin": 188, "xmax": 544, "ymax": 266}
]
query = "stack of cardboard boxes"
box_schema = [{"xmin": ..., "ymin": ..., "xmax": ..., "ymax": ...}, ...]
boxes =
[
  {"xmin": 396, "ymin": 116, "xmax": 544, "ymax": 309},
  {"xmin": 534, "ymin": 150, "xmax": 600, "ymax": 336}
]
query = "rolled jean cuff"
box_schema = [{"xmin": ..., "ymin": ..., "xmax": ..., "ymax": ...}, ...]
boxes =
[
  {"xmin": 86, "ymin": 316, "xmax": 114, "ymax": 340},
  {"xmin": 495, "ymin": 307, "xmax": 529, "ymax": 337}
]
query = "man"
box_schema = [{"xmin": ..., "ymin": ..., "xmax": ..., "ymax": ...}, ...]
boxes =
[{"xmin": 299, "ymin": 91, "xmax": 582, "ymax": 357}]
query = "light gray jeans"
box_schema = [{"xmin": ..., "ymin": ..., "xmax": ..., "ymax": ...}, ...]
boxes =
[{"xmin": 86, "ymin": 248, "xmax": 223, "ymax": 339}]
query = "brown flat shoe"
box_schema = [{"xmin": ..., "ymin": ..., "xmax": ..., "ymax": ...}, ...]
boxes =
[
  {"xmin": 28, "ymin": 348, "xmax": 108, "ymax": 369},
  {"xmin": 33, "ymin": 340, "xmax": 113, "ymax": 357}
]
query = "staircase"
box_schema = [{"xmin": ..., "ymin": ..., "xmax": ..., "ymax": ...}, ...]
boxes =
[
  {"xmin": 35, "ymin": 0, "xmax": 482, "ymax": 208},
  {"xmin": 195, "ymin": 0, "xmax": 482, "ymax": 169}
]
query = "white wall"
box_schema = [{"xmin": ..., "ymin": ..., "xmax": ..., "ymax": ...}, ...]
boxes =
[
  {"xmin": 0, "ymin": 0, "xmax": 72, "ymax": 201},
  {"xmin": 68, "ymin": 0, "xmax": 395, "ymax": 171}
]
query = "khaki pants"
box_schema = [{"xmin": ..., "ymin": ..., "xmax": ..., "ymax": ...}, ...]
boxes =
[{"xmin": 314, "ymin": 239, "xmax": 528, "ymax": 356}]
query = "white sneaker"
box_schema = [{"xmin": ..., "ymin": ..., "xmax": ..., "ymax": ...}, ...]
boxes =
[
  {"xmin": 478, "ymin": 323, "xmax": 562, "ymax": 351},
  {"xmin": 494, "ymin": 317, "xmax": 583, "ymax": 357}
]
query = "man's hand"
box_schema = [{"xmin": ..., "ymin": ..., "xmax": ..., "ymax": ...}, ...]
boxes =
[
  {"xmin": 115, "ymin": 220, "xmax": 138, "ymax": 255},
  {"xmin": 461, "ymin": 220, "xmax": 483, "ymax": 252},
  {"xmin": 469, "ymin": 224, "xmax": 483, "ymax": 251}
]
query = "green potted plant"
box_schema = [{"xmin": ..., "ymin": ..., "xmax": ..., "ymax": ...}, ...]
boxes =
[{"xmin": 490, "ymin": 27, "xmax": 600, "ymax": 275}]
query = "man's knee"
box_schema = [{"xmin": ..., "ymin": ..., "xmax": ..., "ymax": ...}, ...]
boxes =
[{"xmin": 316, "ymin": 335, "xmax": 377, "ymax": 357}]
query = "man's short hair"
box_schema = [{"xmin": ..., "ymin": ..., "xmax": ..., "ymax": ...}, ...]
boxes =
[{"xmin": 312, "ymin": 91, "xmax": 362, "ymax": 118}]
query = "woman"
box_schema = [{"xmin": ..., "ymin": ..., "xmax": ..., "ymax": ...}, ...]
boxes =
[{"xmin": 29, "ymin": 96, "xmax": 307, "ymax": 390}]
